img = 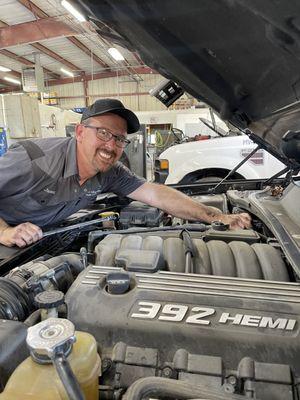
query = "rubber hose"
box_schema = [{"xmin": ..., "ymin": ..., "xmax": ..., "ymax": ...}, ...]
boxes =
[
  {"xmin": 41, "ymin": 254, "xmax": 84, "ymax": 275},
  {"xmin": 1, "ymin": 253, "xmax": 83, "ymax": 321},
  {"xmin": 24, "ymin": 309, "xmax": 41, "ymax": 327},
  {"xmin": 52, "ymin": 354, "xmax": 84, "ymax": 400},
  {"xmin": 88, "ymin": 223, "xmax": 208, "ymax": 252},
  {"xmin": 0, "ymin": 278, "xmax": 31, "ymax": 320},
  {"xmin": 123, "ymin": 377, "xmax": 254, "ymax": 400}
]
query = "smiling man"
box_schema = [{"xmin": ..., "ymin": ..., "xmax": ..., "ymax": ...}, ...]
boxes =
[{"xmin": 0, "ymin": 98, "xmax": 251, "ymax": 248}]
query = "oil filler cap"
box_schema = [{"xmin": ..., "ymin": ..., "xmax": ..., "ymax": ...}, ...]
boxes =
[{"xmin": 106, "ymin": 271, "xmax": 130, "ymax": 294}]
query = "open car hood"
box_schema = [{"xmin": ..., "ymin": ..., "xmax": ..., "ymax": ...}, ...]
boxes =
[{"xmin": 78, "ymin": 0, "xmax": 300, "ymax": 164}]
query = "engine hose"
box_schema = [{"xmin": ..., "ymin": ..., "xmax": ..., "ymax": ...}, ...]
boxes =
[
  {"xmin": 7, "ymin": 253, "xmax": 84, "ymax": 284},
  {"xmin": 123, "ymin": 377, "xmax": 255, "ymax": 400},
  {"xmin": 0, "ymin": 277, "xmax": 32, "ymax": 320},
  {"xmin": 52, "ymin": 353, "xmax": 84, "ymax": 400},
  {"xmin": 43, "ymin": 254, "xmax": 84, "ymax": 276},
  {"xmin": 24, "ymin": 309, "xmax": 41, "ymax": 327},
  {"xmin": 0, "ymin": 253, "xmax": 84, "ymax": 321},
  {"xmin": 88, "ymin": 223, "xmax": 208, "ymax": 253}
]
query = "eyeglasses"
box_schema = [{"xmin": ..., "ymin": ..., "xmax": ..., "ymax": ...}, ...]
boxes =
[{"xmin": 83, "ymin": 125, "xmax": 131, "ymax": 148}]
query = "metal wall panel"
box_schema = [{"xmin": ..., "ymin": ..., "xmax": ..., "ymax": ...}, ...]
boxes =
[
  {"xmin": 49, "ymin": 81, "xmax": 85, "ymax": 109},
  {"xmin": 50, "ymin": 74, "xmax": 168, "ymax": 111},
  {"xmin": 50, "ymin": 81, "xmax": 84, "ymax": 97}
]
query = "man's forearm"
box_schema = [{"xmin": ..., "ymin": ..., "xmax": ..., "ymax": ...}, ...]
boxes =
[
  {"xmin": 0, "ymin": 218, "xmax": 10, "ymax": 236},
  {"xmin": 129, "ymin": 182, "xmax": 222, "ymax": 223},
  {"xmin": 0, "ymin": 218, "xmax": 12, "ymax": 246}
]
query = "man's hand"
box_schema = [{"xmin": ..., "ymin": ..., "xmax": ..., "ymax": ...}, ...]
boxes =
[
  {"xmin": 218, "ymin": 213, "xmax": 252, "ymax": 230},
  {"xmin": 129, "ymin": 183, "xmax": 252, "ymax": 230},
  {"xmin": 0, "ymin": 222, "xmax": 43, "ymax": 248}
]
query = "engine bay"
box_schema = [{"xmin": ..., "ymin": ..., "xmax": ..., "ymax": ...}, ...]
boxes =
[{"xmin": 0, "ymin": 181, "xmax": 300, "ymax": 399}]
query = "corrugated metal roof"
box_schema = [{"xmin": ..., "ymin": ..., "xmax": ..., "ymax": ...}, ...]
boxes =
[
  {"xmin": 32, "ymin": 0, "xmax": 64, "ymax": 17},
  {"xmin": 0, "ymin": 52, "xmax": 23, "ymax": 73},
  {"xmin": 0, "ymin": 0, "xmax": 161, "ymax": 102},
  {"xmin": 76, "ymin": 34, "xmax": 119, "ymax": 67},
  {"xmin": 0, "ymin": 0, "xmax": 34, "ymax": 25},
  {"xmin": 38, "ymin": 36, "xmax": 93, "ymax": 71}
]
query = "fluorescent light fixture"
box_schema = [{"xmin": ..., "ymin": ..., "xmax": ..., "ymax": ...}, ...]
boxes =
[
  {"xmin": 60, "ymin": 67, "xmax": 74, "ymax": 77},
  {"xmin": 4, "ymin": 76, "xmax": 21, "ymax": 85},
  {"xmin": 108, "ymin": 47, "xmax": 125, "ymax": 61},
  {"xmin": 0, "ymin": 66, "xmax": 11, "ymax": 72},
  {"xmin": 61, "ymin": 0, "xmax": 86, "ymax": 22}
]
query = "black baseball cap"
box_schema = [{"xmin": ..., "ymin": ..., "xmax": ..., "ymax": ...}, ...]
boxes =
[{"xmin": 81, "ymin": 98, "xmax": 140, "ymax": 133}]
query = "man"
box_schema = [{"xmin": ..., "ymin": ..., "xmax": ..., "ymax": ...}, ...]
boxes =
[{"xmin": 0, "ymin": 99, "xmax": 251, "ymax": 248}]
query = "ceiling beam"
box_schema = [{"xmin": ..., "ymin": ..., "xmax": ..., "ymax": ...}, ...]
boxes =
[
  {"xmin": 133, "ymin": 52, "xmax": 144, "ymax": 65},
  {"xmin": 0, "ymin": 78, "xmax": 20, "ymax": 85},
  {"xmin": 0, "ymin": 69, "xmax": 22, "ymax": 79},
  {"xmin": 31, "ymin": 42, "xmax": 80, "ymax": 72},
  {"xmin": 0, "ymin": 68, "xmax": 21, "ymax": 90},
  {"xmin": 18, "ymin": 0, "xmax": 109, "ymax": 69},
  {"xmin": 17, "ymin": 0, "xmax": 48, "ymax": 18},
  {"xmin": 0, "ymin": 18, "xmax": 61, "ymax": 80},
  {"xmin": 0, "ymin": 49, "xmax": 32, "ymax": 66},
  {"xmin": 48, "ymin": 66, "xmax": 155, "ymax": 86},
  {"xmin": 0, "ymin": 18, "xmax": 77, "ymax": 49},
  {"xmin": 0, "ymin": 49, "xmax": 60, "ymax": 79},
  {"xmin": 47, "ymin": 91, "xmax": 150, "ymax": 100},
  {"xmin": 67, "ymin": 37, "xmax": 108, "ymax": 68}
]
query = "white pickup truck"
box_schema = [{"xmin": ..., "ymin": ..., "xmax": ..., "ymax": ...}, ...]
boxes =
[{"xmin": 154, "ymin": 134, "xmax": 286, "ymax": 184}]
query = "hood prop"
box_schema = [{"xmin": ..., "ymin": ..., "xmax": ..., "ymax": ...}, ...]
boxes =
[{"xmin": 210, "ymin": 145, "xmax": 261, "ymax": 194}]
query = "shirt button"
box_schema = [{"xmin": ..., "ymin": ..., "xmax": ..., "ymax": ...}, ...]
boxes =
[
  {"xmin": 74, "ymin": 189, "xmax": 77, "ymax": 193},
  {"xmin": 84, "ymin": 189, "xmax": 87, "ymax": 192}
]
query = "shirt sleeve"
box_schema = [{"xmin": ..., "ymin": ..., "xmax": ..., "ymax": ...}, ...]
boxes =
[
  {"xmin": 0, "ymin": 143, "xmax": 35, "ymax": 199},
  {"xmin": 99, "ymin": 162, "xmax": 146, "ymax": 196}
]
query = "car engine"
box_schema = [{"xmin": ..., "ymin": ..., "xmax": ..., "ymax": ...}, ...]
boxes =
[{"xmin": 0, "ymin": 184, "xmax": 299, "ymax": 400}]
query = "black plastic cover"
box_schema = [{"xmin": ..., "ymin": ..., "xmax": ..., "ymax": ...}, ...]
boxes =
[{"xmin": 119, "ymin": 201, "xmax": 165, "ymax": 229}]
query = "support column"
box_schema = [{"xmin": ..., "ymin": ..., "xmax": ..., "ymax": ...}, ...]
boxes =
[{"xmin": 81, "ymin": 72, "xmax": 88, "ymax": 107}]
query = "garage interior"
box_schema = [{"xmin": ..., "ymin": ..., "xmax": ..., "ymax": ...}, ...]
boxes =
[
  {"xmin": 0, "ymin": 0, "xmax": 218, "ymax": 179},
  {"xmin": 0, "ymin": 2, "xmax": 300, "ymax": 400}
]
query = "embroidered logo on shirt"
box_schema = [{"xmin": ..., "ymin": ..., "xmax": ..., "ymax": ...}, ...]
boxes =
[
  {"xmin": 44, "ymin": 188, "xmax": 56, "ymax": 194},
  {"xmin": 84, "ymin": 188, "xmax": 103, "ymax": 197}
]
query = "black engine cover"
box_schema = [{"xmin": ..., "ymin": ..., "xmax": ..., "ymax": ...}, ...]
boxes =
[{"xmin": 66, "ymin": 266, "xmax": 300, "ymax": 398}]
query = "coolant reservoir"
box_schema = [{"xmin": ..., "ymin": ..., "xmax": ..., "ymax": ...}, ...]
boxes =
[{"xmin": 0, "ymin": 318, "xmax": 100, "ymax": 399}]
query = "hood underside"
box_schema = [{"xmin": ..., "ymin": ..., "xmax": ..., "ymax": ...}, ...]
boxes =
[{"xmin": 79, "ymin": 0, "xmax": 300, "ymax": 157}]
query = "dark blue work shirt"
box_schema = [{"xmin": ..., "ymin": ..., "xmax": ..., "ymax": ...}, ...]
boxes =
[{"xmin": 0, "ymin": 137, "xmax": 145, "ymax": 227}]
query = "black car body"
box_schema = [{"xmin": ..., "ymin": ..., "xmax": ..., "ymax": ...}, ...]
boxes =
[{"xmin": 1, "ymin": 1, "xmax": 300, "ymax": 399}]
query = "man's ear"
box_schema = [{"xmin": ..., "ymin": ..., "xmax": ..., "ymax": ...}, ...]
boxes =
[{"xmin": 75, "ymin": 123, "xmax": 84, "ymax": 142}]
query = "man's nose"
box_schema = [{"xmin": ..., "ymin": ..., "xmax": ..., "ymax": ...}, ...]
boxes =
[{"xmin": 104, "ymin": 136, "xmax": 118, "ymax": 150}]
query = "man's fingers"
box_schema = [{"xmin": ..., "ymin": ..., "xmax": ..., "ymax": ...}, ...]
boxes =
[
  {"xmin": 22, "ymin": 223, "xmax": 43, "ymax": 241},
  {"xmin": 8, "ymin": 223, "xmax": 43, "ymax": 247},
  {"xmin": 14, "ymin": 237, "xmax": 28, "ymax": 248},
  {"xmin": 239, "ymin": 213, "xmax": 252, "ymax": 228},
  {"xmin": 220, "ymin": 212, "xmax": 252, "ymax": 230},
  {"xmin": 230, "ymin": 218, "xmax": 244, "ymax": 230}
]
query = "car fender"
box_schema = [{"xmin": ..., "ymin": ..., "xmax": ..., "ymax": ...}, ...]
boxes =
[
  {"xmin": 160, "ymin": 137, "xmax": 257, "ymax": 184},
  {"xmin": 159, "ymin": 136, "xmax": 286, "ymax": 184}
]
